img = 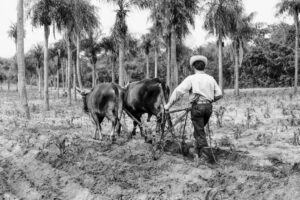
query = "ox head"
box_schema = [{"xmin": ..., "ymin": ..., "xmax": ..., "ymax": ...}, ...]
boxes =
[
  {"xmin": 76, "ymin": 87, "xmax": 91, "ymax": 96},
  {"xmin": 76, "ymin": 87, "xmax": 91, "ymax": 113}
]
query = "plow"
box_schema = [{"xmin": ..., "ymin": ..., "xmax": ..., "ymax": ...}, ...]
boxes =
[{"xmin": 122, "ymin": 107, "xmax": 193, "ymax": 160}]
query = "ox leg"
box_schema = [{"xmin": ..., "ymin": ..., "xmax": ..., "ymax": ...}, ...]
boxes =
[
  {"xmin": 156, "ymin": 113, "xmax": 165, "ymax": 140},
  {"xmin": 106, "ymin": 109, "xmax": 118, "ymax": 142},
  {"xmin": 95, "ymin": 114, "xmax": 104, "ymax": 140},
  {"xmin": 131, "ymin": 121, "xmax": 138, "ymax": 137},
  {"xmin": 91, "ymin": 113, "xmax": 101, "ymax": 140}
]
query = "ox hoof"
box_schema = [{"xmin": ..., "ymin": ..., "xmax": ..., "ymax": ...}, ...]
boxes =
[
  {"xmin": 94, "ymin": 136, "xmax": 102, "ymax": 141},
  {"xmin": 144, "ymin": 137, "xmax": 153, "ymax": 144}
]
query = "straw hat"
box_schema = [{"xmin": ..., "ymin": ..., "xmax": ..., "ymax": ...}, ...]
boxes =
[{"xmin": 189, "ymin": 55, "xmax": 208, "ymax": 67}]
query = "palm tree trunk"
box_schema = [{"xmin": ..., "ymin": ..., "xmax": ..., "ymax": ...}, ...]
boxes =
[
  {"xmin": 234, "ymin": 42, "xmax": 239, "ymax": 96},
  {"xmin": 38, "ymin": 66, "xmax": 42, "ymax": 99},
  {"xmin": 218, "ymin": 34, "xmax": 223, "ymax": 93},
  {"xmin": 92, "ymin": 62, "xmax": 96, "ymax": 87},
  {"xmin": 14, "ymin": 43, "xmax": 18, "ymax": 92},
  {"xmin": 7, "ymin": 78, "xmax": 10, "ymax": 91},
  {"xmin": 294, "ymin": 13, "xmax": 299, "ymax": 94},
  {"xmin": 146, "ymin": 53, "xmax": 150, "ymax": 78},
  {"xmin": 166, "ymin": 36, "xmax": 171, "ymax": 88},
  {"xmin": 76, "ymin": 34, "xmax": 83, "ymax": 89},
  {"xmin": 111, "ymin": 57, "xmax": 115, "ymax": 83},
  {"xmin": 65, "ymin": 59, "xmax": 67, "ymax": 91},
  {"xmin": 119, "ymin": 39, "xmax": 125, "ymax": 87},
  {"xmin": 57, "ymin": 66, "xmax": 59, "ymax": 98},
  {"xmin": 73, "ymin": 59, "xmax": 77, "ymax": 100},
  {"xmin": 170, "ymin": 26, "xmax": 178, "ymax": 92},
  {"xmin": 154, "ymin": 46, "xmax": 158, "ymax": 78},
  {"xmin": 17, "ymin": 0, "xmax": 30, "ymax": 119},
  {"xmin": 43, "ymin": 25, "xmax": 50, "ymax": 111},
  {"xmin": 67, "ymin": 37, "xmax": 72, "ymax": 106}
]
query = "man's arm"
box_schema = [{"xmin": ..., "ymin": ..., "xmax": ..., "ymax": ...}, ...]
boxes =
[{"xmin": 165, "ymin": 77, "xmax": 192, "ymax": 110}]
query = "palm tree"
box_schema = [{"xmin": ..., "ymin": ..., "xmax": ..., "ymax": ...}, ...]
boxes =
[
  {"xmin": 230, "ymin": 11, "xmax": 255, "ymax": 96},
  {"xmin": 276, "ymin": 0, "xmax": 300, "ymax": 93},
  {"xmin": 17, "ymin": 0, "xmax": 30, "ymax": 119},
  {"xmin": 138, "ymin": 0, "xmax": 162, "ymax": 78},
  {"xmin": 29, "ymin": 44, "xmax": 43, "ymax": 98},
  {"xmin": 157, "ymin": 0, "xmax": 199, "ymax": 91},
  {"xmin": 204, "ymin": 0, "xmax": 241, "ymax": 92},
  {"xmin": 105, "ymin": 0, "xmax": 147, "ymax": 86},
  {"xmin": 81, "ymin": 32, "xmax": 102, "ymax": 87},
  {"xmin": 107, "ymin": 0, "xmax": 129, "ymax": 87},
  {"xmin": 28, "ymin": 0, "xmax": 70, "ymax": 110},
  {"xmin": 100, "ymin": 36, "xmax": 118, "ymax": 83},
  {"xmin": 72, "ymin": 0, "xmax": 99, "ymax": 90},
  {"xmin": 7, "ymin": 23, "xmax": 18, "ymax": 91},
  {"xmin": 8, "ymin": 23, "xmax": 17, "ymax": 50},
  {"xmin": 141, "ymin": 33, "xmax": 152, "ymax": 78},
  {"xmin": 52, "ymin": 40, "xmax": 67, "ymax": 98}
]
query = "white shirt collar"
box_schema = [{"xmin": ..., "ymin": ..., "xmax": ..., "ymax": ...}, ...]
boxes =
[{"xmin": 195, "ymin": 70, "xmax": 205, "ymax": 74}]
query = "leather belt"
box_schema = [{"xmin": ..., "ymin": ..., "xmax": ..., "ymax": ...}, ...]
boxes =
[{"xmin": 194, "ymin": 100, "xmax": 212, "ymax": 104}]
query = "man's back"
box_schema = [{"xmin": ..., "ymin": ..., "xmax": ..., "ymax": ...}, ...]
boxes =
[{"xmin": 188, "ymin": 72, "xmax": 219, "ymax": 102}]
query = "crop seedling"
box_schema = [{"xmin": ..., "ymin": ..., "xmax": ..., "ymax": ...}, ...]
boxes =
[
  {"xmin": 289, "ymin": 111, "xmax": 298, "ymax": 126},
  {"xmin": 264, "ymin": 103, "xmax": 271, "ymax": 118},
  {"xmin": 293, "ymin": 129, "xmax": 300, "ymax": 146},
  {"xmin": 245, "ymin": 107, "xmax": 255, "ymax": 129},
  {"xmin": 214, "ymin": 106, "xmax": 226, "ymax": 128},
  {"xmin": 233, "ymin": 126, "xmax": 242, "ymax": 139}
]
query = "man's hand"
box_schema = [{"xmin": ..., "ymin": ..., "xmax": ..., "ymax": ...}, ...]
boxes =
[{"xmin": 213, "ymin": 95, "xmax": 223, "ymax": 102}]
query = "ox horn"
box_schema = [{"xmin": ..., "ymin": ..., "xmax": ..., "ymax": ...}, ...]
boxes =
[{"xmin": 76, "ymin": 87, "xmax": 82, "ymax": 94}]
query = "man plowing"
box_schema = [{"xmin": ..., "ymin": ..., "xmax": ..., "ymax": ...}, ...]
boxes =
[{"xmin": 164, "ymin": 55, "xmax": 223, "ymax": 163}]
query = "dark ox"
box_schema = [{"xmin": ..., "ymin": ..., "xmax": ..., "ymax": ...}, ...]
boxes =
[
  {"xmin": 123, "ymin": 78, "xmax": 171, "ymax": 140},
  {"xmin": 76, "ymin": 83, "xmax": 123, "ymax": 140}
]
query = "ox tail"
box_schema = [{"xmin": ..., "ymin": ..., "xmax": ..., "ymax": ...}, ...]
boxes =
[
  {"xmin": 158, "ymin": 81, "xmax": 173, "ymax": 139},
  {"xmin": 154, "ymin": 78, "xmax": 169, "ymax": 105},
  {"xmin": 111, "ymin": 83, "xmax": 124, "ymax": 128}
]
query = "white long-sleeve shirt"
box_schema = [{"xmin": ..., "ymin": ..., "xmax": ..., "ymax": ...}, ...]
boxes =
[{"xmin": 168, "ymin": 71, "xmax": 222, "ymax": 106}]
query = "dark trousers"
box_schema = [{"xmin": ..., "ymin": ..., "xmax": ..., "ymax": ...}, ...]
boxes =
[{"xmin": 191, "ymin": 103, "xmax": 212, "ymax": 153}]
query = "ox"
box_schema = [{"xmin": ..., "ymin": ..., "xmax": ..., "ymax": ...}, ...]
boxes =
[
  {"xmin": 76, "ymin": 83, "xmax": 123, "ymax": 141},
  {"xmin": 122, "ymin": 78, "xmax": 171, "ymax": 141}
]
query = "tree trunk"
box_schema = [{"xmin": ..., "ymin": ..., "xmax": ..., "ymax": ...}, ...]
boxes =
[
  {"xmin": 166, "ymin": 36, "xmax": 171, "ymax": 88},
  {"xmin": 154, "ymin": 46, "xmax": 158, "ymax": 78},
  {"xmin": 14, "ymin": 43, "xmax": 18, "ymax": 92},
  {"xmin": 73, "ymin": 59, "xmax": 77, "ymax": 100},
  {"xmin": 65, "ymin": 59, "xmax": 67, "ymax": 91},
  {"xmin": 119, "ymin": 39, "xmax": 125, "ymax": 87},
  {"xmin": 218, "ymin": 34, "xmax": 223, "ymax": 93},
  {"xmin": 38, "ymin": 66, "xmax": 42, "ymax": 99},
  {"xmin": 170, "ymin": 26, "xmax": 178, "ymax": 92},
  {"xmin": 67, "ymin": 37, "xmax": 72, "ymax": 106},
  {"xmin": 234, "ymin": 42, "xmax": 239, "ymax": 96},
  {"xmin": 17, "ymin": 0, "xmax": 30, "ymax": 119},
  {"xmin": 7, "ymin": 79, "xmax": 10, "ymax": 91},
  {"xmin": 57, "ymin": 66, "xmax": 59, "ymax": 99},
  {"xmin": 43, "ymin": 25, "xmax": 50, "ymax": 111},
  {"xmin": 111, "ymin": 57, "xmax": 115, "ymax": 83},
  {"xmin": 146, "ymin": 53, "xmax": 149, "ymax": 79},
  {"xmin": 294, "ymin": 13, "xmax": 299, "ymax": 94},
  {"xmin": 92, "ymin": 62, "xmax": 96, "ymax": 87},
  {"xmin": 76, "ymin": 34, "xmax": 83, "ymax": 89}
]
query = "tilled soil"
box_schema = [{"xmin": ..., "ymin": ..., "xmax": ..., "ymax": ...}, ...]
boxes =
[{"xmin": 1, "ymin": 88, "xmax": 300, "ymax": 200}]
